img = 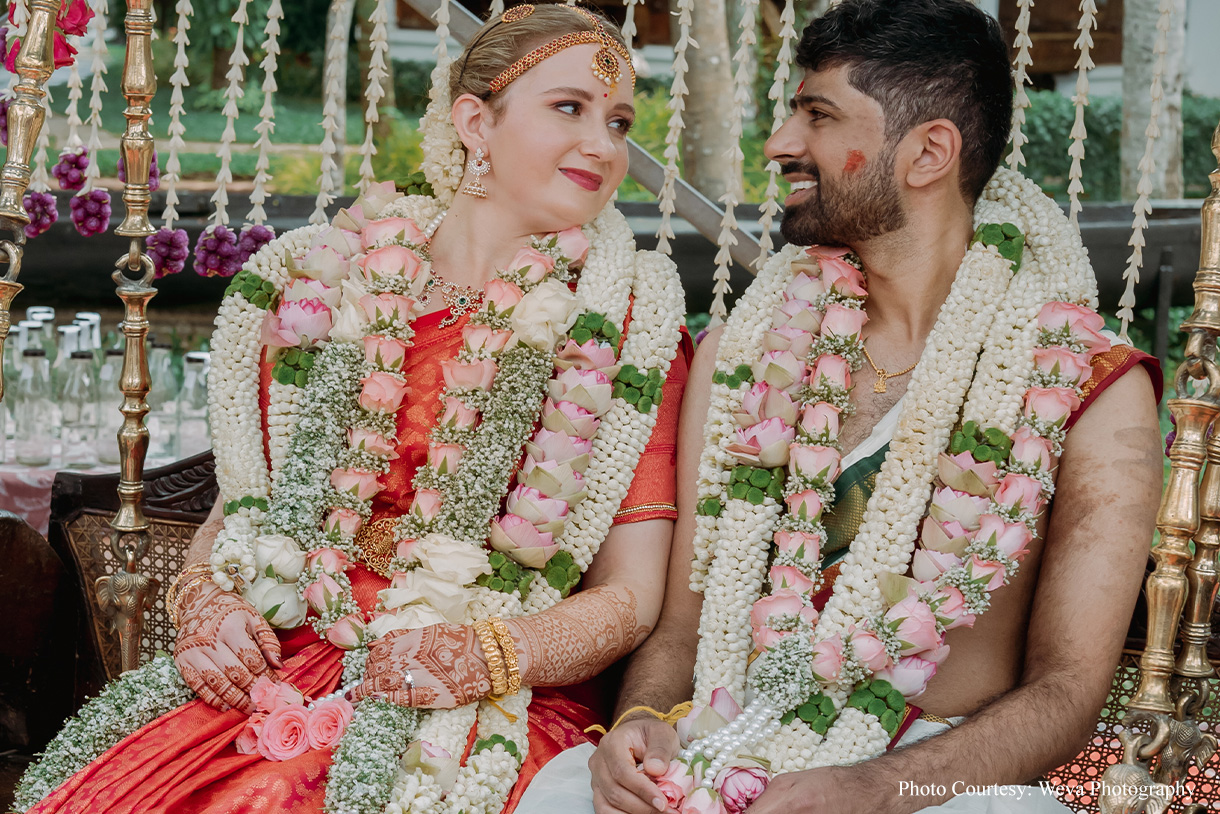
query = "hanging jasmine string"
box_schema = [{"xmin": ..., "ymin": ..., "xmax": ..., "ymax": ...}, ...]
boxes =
[
  {"xmin": 753, "ymin": 0, "xmax": 797, "ymax": 269},
  {"xmin": 1066, "ymin": 0, "xmax": 1097, "ymax": 228},
  {"xmin": 707, "ymin": 0, "xmax": 758, "ymax": 328},
  {"xmin": 247, "ymin": 0, "xmax": 283, "ymax": 226},
  {"xmin": 356, "ymin": 0, "xmax": 391, "ymax": 193},
  {"xmin": 192, "ymin": 0, "xmax": 249, "ymax": 276},
  {"xmin": 145, "ymin": 0, "xmax": 192, "ymax": 277},
  {"xmin": 312, "ymin": 0, "xmax": 354, "ymax": 224},
  {"xmin": 1117, "ymin": 0, "xmax": 1177, "ymax": 339},
  {"xmin": 654, "ymin": 0, "xmax": 693, "ymax": 256},
  {"xmin": 1006, "ymin": 0, "xmax": 1034, "ymax": 169},
  {"xmin": 71, "ymin": 0, "xmax": 111, "ymax": 238}
]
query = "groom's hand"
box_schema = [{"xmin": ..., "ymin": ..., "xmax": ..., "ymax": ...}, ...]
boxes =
[{"xmin": 590, "ymin": 717, "xmax": 680, "ymax": 814}]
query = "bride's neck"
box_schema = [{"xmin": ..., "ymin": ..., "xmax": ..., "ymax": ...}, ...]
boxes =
[{"xmin": 426, "ymin": 195, "xmax": 538, "ymax": 287}]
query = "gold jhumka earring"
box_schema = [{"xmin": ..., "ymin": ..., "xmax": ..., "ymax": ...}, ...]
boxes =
[{"xmin": 460, "ymin": 147, "xmax": 491, "ymax": 198}]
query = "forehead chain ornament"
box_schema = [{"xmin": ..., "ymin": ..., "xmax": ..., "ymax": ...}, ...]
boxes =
[{"xmin": 488, "ymin": 4, "xmax": 632, "ymax": 94}]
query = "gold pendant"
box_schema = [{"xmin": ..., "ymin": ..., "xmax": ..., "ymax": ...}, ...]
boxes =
[
  {"xmin": 874, "ymin": 372, "xmax": 888, "ymax": 394},
  {"xmin": 353, "ymin": 517, "xmax": 400, "ymax": 578}
]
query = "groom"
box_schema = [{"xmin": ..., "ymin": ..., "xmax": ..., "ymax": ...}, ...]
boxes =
[{"xmin": 567, "ymin": 1, "xmax": 1164, "ymax": 813}]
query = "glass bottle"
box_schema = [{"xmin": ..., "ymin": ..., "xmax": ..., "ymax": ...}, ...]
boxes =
[
  {"xmin": 177, "ymin": 352, "xmax": 211, "ymax": 458},
  {"xmin": 74, "ymin": 311, "xmax": 102, "ymax": 355},
  {"xmin": 53, "ymin": 324, "xmax": 81, "ymax": 392},
  {"xmin": 96, "ymin": 348, "xmax": 125, "ymax": 466},
  {"xmin": 61, "ymin": 350, "xmax": 99, "ymax": 468},
  {"xmin": 145, "ymin": 340, "xmax": 179, "ymax": 461},
  {"xmin": 14, "ymin": 348, "xmax": 55, "ymax": 466}
]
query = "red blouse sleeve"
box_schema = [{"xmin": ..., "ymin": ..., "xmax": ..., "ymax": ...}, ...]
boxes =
[
  {"xmin": 1064, "ymin": 344, "xmax": 1162, "ymax": 432},
  {"xmin": 612, "ymin": 329, "xmax": 694, "ymax": 525}
]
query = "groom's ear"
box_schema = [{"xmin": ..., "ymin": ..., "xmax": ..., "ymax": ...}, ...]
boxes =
[
  {"xmin": 900, "ymin": 118, "xmax": 962, "ymax": 192},
  {"xmin": 451, "ymin": 93, "xmax": 492, "ymax": 154}
]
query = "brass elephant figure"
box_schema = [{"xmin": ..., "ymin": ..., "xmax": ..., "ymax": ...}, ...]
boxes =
[
  {"xmin": 95, "ymin": 570, "xmax": 159, "ymax": 673},
  {"xmin": 1097, "ymin": 763, "xmax": 1173, "ymax": 814}
]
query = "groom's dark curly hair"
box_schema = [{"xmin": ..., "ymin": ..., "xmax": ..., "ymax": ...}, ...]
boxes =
[{"xmin": 796, "ymin": 0, "xmax": 1012, "ymax": 203}]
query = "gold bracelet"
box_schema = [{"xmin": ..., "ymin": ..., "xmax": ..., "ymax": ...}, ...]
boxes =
[
  {"xmin": 165, "ymin": 563, "xmax": 212, "ymax": 619},
  {"xmin": 488, "ymin": 617, "xmax": 520, "ymax": 695},
  {"xmin": 170, "ymin": 573, "xmax": 215, "ymax": 629},
  {"xmin": 167, "ymin": 564, "xmax": 216, "ymax": 629},
  {"xmin": 474, "ymin": 619, "xmax": 509, "ymax": 698}
]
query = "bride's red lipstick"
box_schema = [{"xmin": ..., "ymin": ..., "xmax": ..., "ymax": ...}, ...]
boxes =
[{"xmin": 560, "ymin": 168, "xmax": 603, "ymax": 191}]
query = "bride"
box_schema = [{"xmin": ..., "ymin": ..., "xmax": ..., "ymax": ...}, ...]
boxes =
[{"xmin": 17, "ymin": 4, "xmax": 690, "ymax": 813}]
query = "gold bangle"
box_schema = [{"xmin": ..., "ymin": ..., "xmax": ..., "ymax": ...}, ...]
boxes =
[
  {"xmin": 474, "ymin": 619, "xmax": 509, "ymax": 698},
  {"xmin": 165, "ymin": 563, "xmax": 212, "ymax": 618},
  {"xmin": 488, "ymin": 617, "xmax": 520, "ymax": 695},
  {"xmin": 168, "ymin": 565, "xmax": 216, "ymax": 629},
  {"xmin": 170, "ymin": 573, "xmax": 215, "ymax": 629}
]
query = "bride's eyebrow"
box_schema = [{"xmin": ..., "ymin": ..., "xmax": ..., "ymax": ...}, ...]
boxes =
[{"xmin": 543, "ymin": 86, "xmax": 595, "ymax": 101}]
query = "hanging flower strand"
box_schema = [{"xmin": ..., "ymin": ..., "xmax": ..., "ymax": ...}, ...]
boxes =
[
  {"xmin": 146, "ymin": 0, "xmax": 192, "ymax": 278},
  {"xmin": 654, "ymin": 0, "xmax": 693, "ymax": 256},
  {"xmin": 233, "ymin": 0, "xmax": 281, "ymax": 268},
  {"xmin": 754, "ymin": 0, "xmax": 797, "ymax": 269},
  {"xmin": 311, "ymin": 0, "xmax": 353, "ymax": 225},
  {"xmin": 1065, "ymin": 0, "xmax": 1097, "ymax": 228},
  {"xmin": 708, "ymin": 0, "xmax": 758, "ymax": 327},
  {"xmin": 356, "ymin": 0, "xmax": 390, "ymax": 194},
  {"xmin": 193, "ymin": 0, "xmax": 249, "ymax": 277},
  {"xmin": 69, "ymin": 0, "xmax": 110, "ymax": 238},
  {"xmin": 1006, "ymin": 0, "xmax": 1034, "ymax": 170},
  {"xmin": 1117, "ymin": 0, "xmax": 1176, "ymax": 339},
  {"xmin": 51, "ymin": 5, "xmax": 88, "ymax": 193}
]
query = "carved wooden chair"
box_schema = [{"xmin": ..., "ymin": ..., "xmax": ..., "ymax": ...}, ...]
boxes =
[{"xmin": 48, "ymin": 451, "xmax": 217, "ymax": 696}]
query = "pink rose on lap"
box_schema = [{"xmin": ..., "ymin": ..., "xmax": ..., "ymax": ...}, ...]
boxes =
[
  {"xmin": 306, "ymin": 698, "xmax": 355, "ymax": 750},
  {"xmin": 257, "ymin": 705, "xmax": 312, "ymax": 761}
]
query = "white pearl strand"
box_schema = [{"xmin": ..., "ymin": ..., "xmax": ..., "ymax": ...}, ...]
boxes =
[{"xmin": 679, "ymin": 700, "xmax": 781, "ymax": 788}]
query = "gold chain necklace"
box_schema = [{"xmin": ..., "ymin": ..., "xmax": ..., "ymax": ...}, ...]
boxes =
[{"xmin": 861, "ymin": 339, "xmax": 918, "ymax": 394}]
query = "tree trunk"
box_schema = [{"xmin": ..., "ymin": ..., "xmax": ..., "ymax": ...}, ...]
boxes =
[
  {"xmin": 681, "ymin": 0, "xmax": 739, "ymax": 200},
  {"xmin": 1121, "ymin": 0, "xmax": 1185, "ymax": 200},
  {"xmin": 357, "ymin": 0, "xmax": 397, "ymax": 143}
]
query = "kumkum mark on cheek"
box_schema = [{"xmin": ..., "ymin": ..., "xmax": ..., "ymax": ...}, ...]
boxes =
[{"xmin": 844, "ymin": 149, "xmax": 866, "ymax": 174}]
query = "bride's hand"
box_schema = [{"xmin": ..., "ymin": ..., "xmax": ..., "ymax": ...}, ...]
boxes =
[
  {"xmin": 173, "ymin": 582, "xmax": 284, "ymax": 713},
  {"xmin": 352, "ymin": 623, "xmax": 492, "ymax": 709}
]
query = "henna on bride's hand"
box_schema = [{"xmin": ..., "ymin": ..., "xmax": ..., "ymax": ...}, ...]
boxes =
[
  {"xmin": 173, "ymin": 584, "xmax": 280, "ymax": 713},
  {"xmin": 511, "ymin": 586, "xmax": 649, "ymax": 687},
  {"xmin": 355, "ymin": 624, "xmax": 491, "ymax": 709}
]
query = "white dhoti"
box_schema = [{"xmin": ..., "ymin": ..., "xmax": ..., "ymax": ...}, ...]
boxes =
[{"xmin": 513, "ymin": 718, "xmax": 1074, "ymax": 814}]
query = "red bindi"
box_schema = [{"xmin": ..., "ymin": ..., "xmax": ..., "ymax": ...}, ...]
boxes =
[
  {"xmin": 796, "ymin": 80, "xmax": 805, "ymax": 94},
  {"xmin": 604, "ymin": 93, "xmax": 608, "ymax": 97},
  {"xmin": 844, "ymin": 149, "xmax": 866, "ymax": 174}
]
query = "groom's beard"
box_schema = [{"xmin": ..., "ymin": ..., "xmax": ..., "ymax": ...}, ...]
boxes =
[{"xmin": 778, "ymin": 147, "xmax": 907, "ymax": 248}]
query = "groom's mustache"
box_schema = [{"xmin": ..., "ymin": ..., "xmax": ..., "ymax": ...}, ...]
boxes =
[{"xmin": 779, "ymin": 161, "xmax": 819, "ymax": 179}]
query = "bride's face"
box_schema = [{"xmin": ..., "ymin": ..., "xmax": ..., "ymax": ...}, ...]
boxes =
[{"xmin": 482, "ymin": 43, "xmax": 634, "ymax": 232}]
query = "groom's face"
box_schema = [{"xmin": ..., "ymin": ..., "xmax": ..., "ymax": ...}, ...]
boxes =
[{"xmin": 765, "ymin": 65, "xmax": 907, "ymax": 248}]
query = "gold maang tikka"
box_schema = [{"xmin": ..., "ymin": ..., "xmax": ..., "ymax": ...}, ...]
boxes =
[{"xmin": 487, "ymin": 4, "xmax": 635, "ymax": 95}]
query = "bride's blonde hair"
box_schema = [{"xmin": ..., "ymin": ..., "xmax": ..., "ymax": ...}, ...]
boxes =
[{"xmin": 450, "ymin": 3, "xmax": 629, "ymax": 117}]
